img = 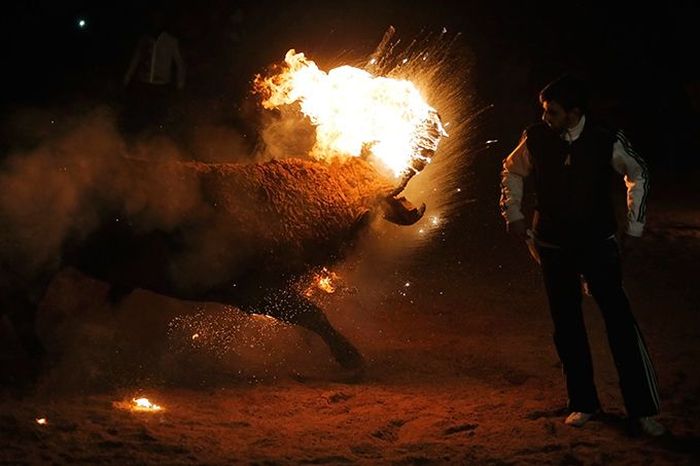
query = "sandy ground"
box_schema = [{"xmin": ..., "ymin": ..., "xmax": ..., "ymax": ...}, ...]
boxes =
[{"xmin": 1, "ymin": 172, "xmax": 699, "ymax": 465}]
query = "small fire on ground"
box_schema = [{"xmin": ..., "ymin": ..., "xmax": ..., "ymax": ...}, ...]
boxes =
[
  {"xmin": 114, "ymin": 397, "xmax": 164, "ymax": 413},
  {"xmin": 131, "ymin": 397, "xmax": 162, "ymax": 412}
]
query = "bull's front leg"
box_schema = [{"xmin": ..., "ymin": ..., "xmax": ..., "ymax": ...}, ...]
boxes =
[{"xmin": 244, "ymin": 289, "xmax": 365, "ymax": 372}]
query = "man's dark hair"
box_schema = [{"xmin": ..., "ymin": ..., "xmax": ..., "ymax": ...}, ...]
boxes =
[{"xmin": 539, "ymin": 75, "xmax": 589, "ymax": 113}]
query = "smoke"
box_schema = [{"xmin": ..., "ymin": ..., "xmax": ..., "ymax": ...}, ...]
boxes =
[
  {"xmin": 0, "ymin": 108, "xmax": 124, "ymax": 276},
  {"xmin": 256, "ymin": 107, "xmax": 317, "ymax": 162}
]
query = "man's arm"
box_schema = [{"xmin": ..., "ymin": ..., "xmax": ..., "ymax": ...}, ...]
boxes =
[
  {"xmin": 123, "ymin": 38, "xmax": 143, "ymax": 87},
  {"xmin": 611, "ymin": 130, "xmax": 649, "ymax": 237},
  {"xmin": 500, "ymin": 136, "xmax": 532, "ymax": 237}
]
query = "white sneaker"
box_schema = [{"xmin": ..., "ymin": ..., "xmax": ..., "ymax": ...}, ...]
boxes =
[
  {"xmin": 635, "ymin": 417, "xmax": 666, "ymax": 437},
  {"xmin": 564, "ymin": 411, "xmax": 594, "ymax": 427}
]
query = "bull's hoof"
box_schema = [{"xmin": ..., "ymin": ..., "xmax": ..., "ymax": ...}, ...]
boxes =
[
  {"xmin": 329, "ymin": 339, "xmax": 366, "ymax": 374},
  {"xmin": 334, "ymin": 365, "xmax": 366, "ymax": 384},
  {"xmin": 331, "ymin": 348, "xmax": 366, "ymax": 384}
]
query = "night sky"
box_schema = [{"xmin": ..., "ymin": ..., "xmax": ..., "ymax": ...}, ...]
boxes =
[{"xmin": 2, "ymin": 0, "xmax": 698, "ymax": 169}]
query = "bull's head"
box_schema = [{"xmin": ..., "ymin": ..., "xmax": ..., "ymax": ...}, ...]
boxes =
[{"xmin": 255, "ymin": 50, "xmax": 449, "ymax": 227}]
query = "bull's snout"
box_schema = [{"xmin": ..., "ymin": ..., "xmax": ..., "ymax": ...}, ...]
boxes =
[{"xmin": 381, "ymin": 196, "xmax": 426, "ymax": 225}]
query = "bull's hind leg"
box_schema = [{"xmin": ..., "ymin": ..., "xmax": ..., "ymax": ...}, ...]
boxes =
[{"xmin": 251, "ymin": 290, "xmax": 365, "ymax": 371}]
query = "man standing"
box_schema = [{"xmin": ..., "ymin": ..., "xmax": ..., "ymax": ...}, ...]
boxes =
[
  {"xmin": 122, "ymin": 9, "xmax": 186, "ymax": 135},
  {"xmin": 500, "ymin": 75, "xmax": 665, "ymax": 436}
]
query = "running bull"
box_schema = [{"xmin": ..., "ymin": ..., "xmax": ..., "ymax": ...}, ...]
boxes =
[{"xmin": 0, "ymin": 114, "xmax": 446, "ymax": 378}]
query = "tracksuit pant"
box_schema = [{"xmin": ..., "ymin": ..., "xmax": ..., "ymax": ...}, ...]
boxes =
[{"xmin": 537, "ymin": 237, "xmax": 661, "ymax": 417}]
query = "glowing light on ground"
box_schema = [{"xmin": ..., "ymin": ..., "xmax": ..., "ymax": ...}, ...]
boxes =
[{"xmin": 131, "ymin": 397, "xmax": 163, "ymax": 413}]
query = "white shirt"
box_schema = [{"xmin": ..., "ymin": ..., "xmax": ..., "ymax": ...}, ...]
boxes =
[{"xmin": 125, "ymin": 32, "xmax": 186, "ymax": 89}]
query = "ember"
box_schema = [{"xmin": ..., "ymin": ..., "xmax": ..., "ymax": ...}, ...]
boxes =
[
  {"xmin": 131, "ymin": 398, "xmax": 162, "ymax": 412},
  {"xmin": 304, "ymin": 268, "xmax": 339, "ymax": 297}
]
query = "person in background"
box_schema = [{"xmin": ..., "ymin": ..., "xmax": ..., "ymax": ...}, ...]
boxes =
[{"xmin": 122, "ymin": 9, "xmax": 185, "ymax": 135}]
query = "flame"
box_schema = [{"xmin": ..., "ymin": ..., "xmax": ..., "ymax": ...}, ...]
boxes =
[
  {"xmin": 317, "ymin": 276, "xmax": 335, "ymax": 294},
  {"xmin": 35, "ymin": 418, "xmax": 47, "ymax": 425},
  {"xmin": 131, "ymin": 397, "xmax": 162, "ymax": 412},
  {"xmin": 304, "ymin": 267, "xmax": 339, "ymax": 297},
  {"xmin": 255, "ymin": 49, "xmax": 447, "ymax": 177}
]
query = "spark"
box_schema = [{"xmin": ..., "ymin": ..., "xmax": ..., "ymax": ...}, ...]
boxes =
[{"xmin": 77, "ymin": 19, "xmax": 87, "ymax": 29}]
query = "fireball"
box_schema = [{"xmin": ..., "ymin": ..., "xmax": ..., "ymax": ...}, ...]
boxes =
[{"xmin": 255, "ymin": 49, "xmax": 447, "ymax": 178}]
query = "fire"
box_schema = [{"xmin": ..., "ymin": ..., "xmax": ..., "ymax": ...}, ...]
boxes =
[
  {"xmin": 131, "ymin": 397, "xmax": 162, "ymax": 412},
  {"xmin": 317, "ymin": 276, "xmax": 335, "ymax": 294},
  {"xmin": 35, "ymin": 418, "xmax": 47, "ymax": 425},
  {"xmin": 255, "ymin": 49, "xmax": 447, "ymax": 177},
  {"xmin": 304, "ymin": 267, "xmax": 339, "ymax": 297}
]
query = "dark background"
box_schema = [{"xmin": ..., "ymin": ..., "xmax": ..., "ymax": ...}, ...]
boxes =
[{"xmin": 1, "ymin": 0, "xmax": 698, "ymax": 170}]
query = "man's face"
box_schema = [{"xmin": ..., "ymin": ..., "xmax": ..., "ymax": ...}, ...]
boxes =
[{"xmin": 541, "ymin": 100, "xmax": 572, "ymax": 132}]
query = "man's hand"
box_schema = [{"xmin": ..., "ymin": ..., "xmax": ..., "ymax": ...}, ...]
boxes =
[{"xmin": 507, "ymin": 219, "xmax": 528, "ymax": 240}]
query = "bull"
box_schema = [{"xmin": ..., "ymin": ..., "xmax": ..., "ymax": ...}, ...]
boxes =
[{"xmin": 1, "ymin": 143, "xmax": 435, "ymax": 380}]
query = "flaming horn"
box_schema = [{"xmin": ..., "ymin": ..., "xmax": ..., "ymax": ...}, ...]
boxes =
[
  {"xmin": 365, "ymin": 25, "xmax": 449, "ymax": 224},
  {"xmin": 382, "ymin": 108, "xmax": 448, "ymax": 225}
]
